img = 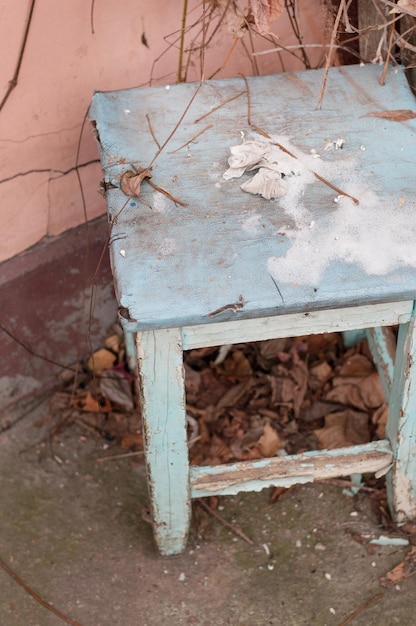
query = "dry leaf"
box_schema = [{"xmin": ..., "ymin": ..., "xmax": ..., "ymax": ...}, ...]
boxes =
[
  {"xmin": 212, "ymin": 0, "xmax": 246, "ymax": 37},
  {"xmin": 121, "ymin": 432, "xmax": 143, "ymax": 450},
  {"xmin": 184, "ymin": 364, "xmax": 201, "ymax": 404},
  {"xmin": 87, "ymin": 348, "xmax": 116, "ymax": 373},
  {"xmin": 389, "ymin": 0, "xmax": 416, "ymax": 17},
  {"xmin": 104, "ymin": 333, "xmax": 122, "ymax": 354},
  {"xmin": 380, "ymin": 547, "xmax": 416, "ymax": 587},
  {"xmin": 365, "ymin": 109, "xmax": 416, "ymax": 122},
  {"xmin": 256, "ymin": 421, "xmax": 281, "ymax": 456},
  {"xmin": 99, "ymin": 369, "xmax": 134, "ymax": 411},
  {"xmin": 216, "ymin": 349, "xmax": 252, "ymax": 380},
  {"xmin": 372, "ymin": 403, "xmax": 388, "ymax": 439},
  {"xmin": 314, "ymin": 410, "xmax": 370, "ymax": 449},
  {"xmin": 120, "ymin": 167, "xmax": 152, "ymax": 197},
  {"xmin": 217, "ymin": 379, "xmax": 254, "ymax": 409},
  {"xmin": 308, "ymin": 361, "xmax": 332, "ymax": 390},
  {"xmin": 71, "ymin": 391, "xmax": 112, "ymax": 413},
  {"xmin": 248, "ymin": 0, "xmax": 284, "ymax": 34}
]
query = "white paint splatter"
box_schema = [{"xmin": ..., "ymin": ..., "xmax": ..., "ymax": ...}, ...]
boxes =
[
  {"xmin": 268, "ymin": 186, "xmax": 416, "ymax": 286},
  {"xmin": 152, "ymin": 191, "xmax": 169, "ymax": 213},
  {"xmin": 157, "ymin": 238, "xmax": 177, "ymax": 257},
  {"xmin": 241, "ymin": 213, "xmax": 262, "ymax": 234}
]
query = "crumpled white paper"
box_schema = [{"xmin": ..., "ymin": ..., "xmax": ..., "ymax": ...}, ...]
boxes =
[{"xmin": 223, "ymin": 140, "xmax": 301, "ymax": 199}]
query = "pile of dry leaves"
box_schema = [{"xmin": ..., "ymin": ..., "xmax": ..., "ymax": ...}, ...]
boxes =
[
  {"xmin": 48, "ymin": 328, "xmax": 389, "ymax": 468},
  {"xmin": 184, "ymin": 333, "xmax": 387, "ymax": 466}
]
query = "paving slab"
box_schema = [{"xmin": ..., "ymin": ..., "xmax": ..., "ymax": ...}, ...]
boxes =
[{"xmin": 0, "ymin": 398, "xmax": 414, "ymax": 626}]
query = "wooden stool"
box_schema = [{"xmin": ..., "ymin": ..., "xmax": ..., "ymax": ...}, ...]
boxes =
[{"xmin": 90, "ymin": 65, "xmax": 416, "ymax": 555}]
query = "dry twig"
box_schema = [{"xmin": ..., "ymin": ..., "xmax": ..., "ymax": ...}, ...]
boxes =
[
  {"xmin": 316, "ymin": 0, "xmax": 344, "ymax": 110},
  {"xmin": 0, "ymin": 0, "xmax": 36, "ymax": 112},
  {"xmin": 169, "ymin": 124, "xmax": 213, "ymax": 153},
  {"xmin": 0, "ymin": 555, "xmax": 83, "ymax": 626},
  {"xmin": 250, "ymin": 124, "xmax": 359, "ymax": 205},
  {"xmin": 338, "ymin": 592, "xmax": 384, "ymax": 626},
  {"xmin": 197, "ymin": 498, "xmax": 255, "ymax": 546}
]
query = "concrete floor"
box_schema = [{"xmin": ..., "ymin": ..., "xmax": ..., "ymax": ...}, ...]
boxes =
[{"xmin": 0, "ymin": 397, "xmax": 415, "ymax": 626}]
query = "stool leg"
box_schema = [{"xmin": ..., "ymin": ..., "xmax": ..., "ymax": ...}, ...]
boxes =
[
  {"xmin": 136, "ymin": 328, "xmax": 191, "ymax": 555},
  {"xmin": 124, "ymin": 330, "xmax": 137, "ymax": 375},
  {"xmin": 386, "ymin": 311, "xmax": 416, "ymax": 523}
]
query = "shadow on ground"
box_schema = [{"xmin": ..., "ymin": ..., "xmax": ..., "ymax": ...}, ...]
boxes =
[{"xmin": 0, "ymin": 397, "xmax": 413, "ymax": 626}]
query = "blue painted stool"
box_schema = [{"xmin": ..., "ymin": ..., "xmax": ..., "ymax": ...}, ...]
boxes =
[{"xmin": 90, "ymin": 65, "xmax": 416, "ymax": 555}]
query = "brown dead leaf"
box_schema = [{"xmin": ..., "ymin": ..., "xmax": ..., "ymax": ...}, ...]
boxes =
[
  {"xmin": 300, "ymin": 400, "xmax": 345, "ymax": 422},
  {"xmin": 206, "ymin": 434, "xmax": 235, "ymax": 465},
  {"xmin": 213, "ymin": 0, "xmax": 246, "ymax": 38},
  {"xmin": 100, "ymin": 369, "xmax": 134, "ymax": 411},
  {"xmin": 104, "ymin": 333, "xmax": 122, "ymax": 355},
  {"xmin": 314, "ymin": 410, "xmax": 370, "ymax": 449},
  {"xmin": 248, "ymin": 0, "xmax": 284, "ymax": 34},
  {"xmin": 390, "ymin": 0, "xmax": 416, "ymax": 16},
  {"xmin": 365, "ymin": 109, "xmax": 416, "ymax": 122},
  {"xmin": 121, "ymin": 432, "xmax": 143, "ymax": 450},
  {"xmin": 255, "ymin": 421, "xmax": 281, "ymax": 457},
  {"xmin": 269, "ymin": 375, "xmax": 296, "ymax": 405},
  {"xmin": 215, "ymin": 349, "xmax": 252, "ymax": 380},
  {"xmin": 338, "ymin": 353, "xmax": 374, "ymax": 378},
  {"xmin": 87, "ymin": 348, "xmax": 117, "ymax": 373},
  {"xmin": 216, "ymin": 378, "xmax": 254, "ymax": 409},
  {"xmin": 308, "ymin": 361, "xmax": 332, "ymax": 390},
  {"xmin": 184, "ymin": 363, "xmax": 201, "ymax": 404},
  {"xmin": 326, "ymin": 355, "xmax": 385, "ymax": 411},
  {"xmin": 358, "ymin": 372, "xmax": 385, "ymax": 409},
  {"xmin": 380, "ymin": 546, "xmax": 416, "ymax": 587},
  {"xmin": 257, "ymin": 338, "xmax": 287, "ymax": 364},
  {"xmin": 270, "ymin": 485, "xmax": 294, "ymax": 503},
  {"xmin": 372, "ymin": 404, "xmax": 388, "ymax": 439},
  {"xmin": 71, "ymin": 391, "xmax": 112, "ymax": 413},
  {"xmin": 120, "ymin": 167, "xmax": 152, "ymax": 197}
]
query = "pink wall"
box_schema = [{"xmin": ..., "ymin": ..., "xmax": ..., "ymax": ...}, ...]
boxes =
[{"xmin": 0, "ymin": 0, "xmax": 330, "ymax": 263}]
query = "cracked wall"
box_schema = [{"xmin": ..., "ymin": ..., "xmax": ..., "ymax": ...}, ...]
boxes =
[{"xmin": 0, "ymin": 0, "xmax": 329, "ymax": 263}]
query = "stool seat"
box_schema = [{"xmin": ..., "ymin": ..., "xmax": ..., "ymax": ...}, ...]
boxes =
[{"xmin": 90, "ymin": 64, "xmax": 416, "ymax": 555}]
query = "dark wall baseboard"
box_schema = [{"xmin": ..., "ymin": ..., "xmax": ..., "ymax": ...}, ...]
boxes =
[{"xmin": 0, "ymin": 217, "xmax": 118, "ymax": 413}]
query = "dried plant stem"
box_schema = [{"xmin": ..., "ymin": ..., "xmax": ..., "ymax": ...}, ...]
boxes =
[
  {"xmin": 90, "ymin": 0, "xmax": 96, "ymax": 34},
  {"xmin": 208, "ymin": 36, "xmax": 239, "ymax": 80},
  {"xmin": 0, "ymin": 555, "xmax": 82, "ymax": 626},
  {"xmin": 0, "ymin": 0, "xmax": 36, "ymax": 111},
  {"xmin": 96, "ymin": 450, "xmax": 145, "ymax": 462},
  {"xmin": 148, "ymin": 82, "xmax": 203, "ymax": 167},
  {"xmin": 240, "ymin": 74, "xmax": 251, "ymax": 125},
  {"xmin": 146, "ymin": 178, "xmax": 188, "ymax": 206},
  {"xmin": 197, "ymin": 499, "xmax": 255, "ymax": 546},
  {"xmin": 0, "ymin": 322, "xmax": 77, "ymax": 372},
  {"xmin": 338, "ymin": 592, "xmax": 384, "ymax": 626},
  {"xmin": 380, "ymin": 22, "xmax": 396, "ymax": 86},
  {"xmin": 146, "ymin": 114, "xmax": 161, "ymax": 149},
  {"xmin": 194, "ymin": 90, "xmax": 245, "ymax": 123},
  {"xmin": 250, "ymin": 124, "xmax": 359, "ymax": 205},
  {"xmin": 177, "ymin": 0, "xmax": 189, "ymax": 82},
  {"xmin": 316, "ymin": 0, "xmax": 344, "ymax": 110},
  {"xmin": 169, "ymin": 124, "xmax": 213, "ymax": 153}
]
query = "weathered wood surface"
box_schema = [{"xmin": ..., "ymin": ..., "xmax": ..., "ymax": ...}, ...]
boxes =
[
  {"xmin": 90, "ymin": 65, "xmax": 416, "ymax": 333},
  {"xmin": 385, "ymin": 309, "xmax": 416, "ymax": 523},
  {"xmin": 136, "ymin": 329, "xmax": 190, "ymax": 555},
  {"xmin": 191, "ymin": 441, "xmax": 393, "ymax": 497},
  {"xmin": 366, "ymin": 326, "xmax": 396, "ymax": 399},
  {"xmin": 181, "ymin": 301, "xmax": 411, "ymax": 350}
]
